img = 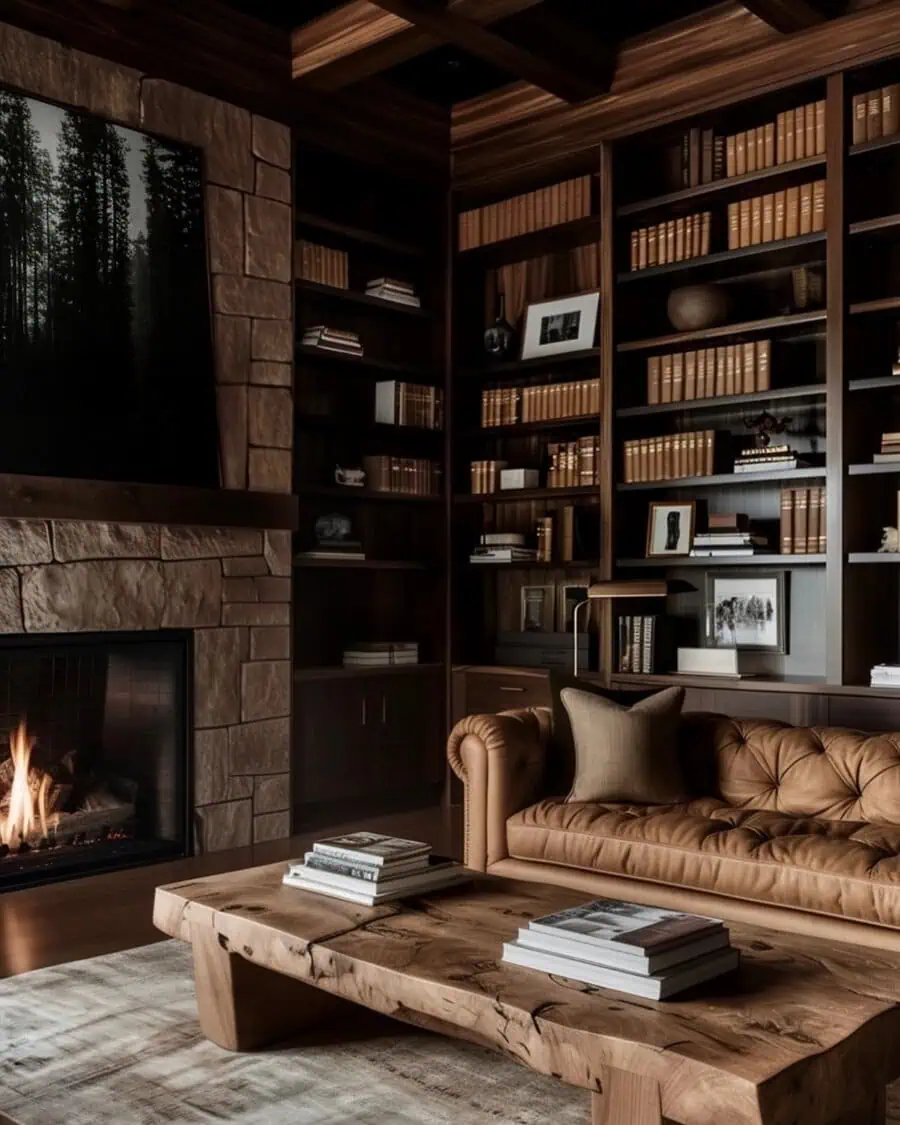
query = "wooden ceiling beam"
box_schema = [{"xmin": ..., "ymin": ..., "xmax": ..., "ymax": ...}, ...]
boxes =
[
  {"xmin": 741, "ymin": 0, "xmax": 846, "ymax": 32},
  {"xmin": 362, "ymin": 0, "xmax": 610, "ymax": 102}
]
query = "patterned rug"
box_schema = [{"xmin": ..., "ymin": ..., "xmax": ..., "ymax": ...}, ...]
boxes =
[{"xmin": 0, "ymin": 941, "xmax": 587, "ymax": 1125}]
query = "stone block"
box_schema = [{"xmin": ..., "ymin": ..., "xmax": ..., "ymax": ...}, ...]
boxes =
[
  {"xmin": 0, "ymin": 569, "xmax": 23, "ymax": 632},
  {"xmin": 264, "ymin": 531, "xmax": 292, "ymax": 577},
  {"xmin": 254, "ymin": 576, "xmax": 291, "ymax": 603},
  {"xmin": 229, "ymin": 717, "xmax": 290, "ymax": 774},
  {"xmin": 250, "ymin": 361, "xmax": 291, "ymax": 387},
  {"xmin": 251, "ymin": 318, "xmax": 292, "ymax": 362},
  {"xmin": 21, "ymin": 560, "xmax": 164, "ymax": 632},
  {"xmin": 52, "ymin": 521, "xmax": 160, "ymax": 561},
  {"xmin": 162, "ymin": 560, "xmax": 222, "ymax": 628},
  {"xmin": 249, "ymin": 626, "xmax": 290, "ymax": 660},
  {"xmin": 194, "ymin": 627, "xmax": 242, "ymax": 728},
  {"xmin": 253, "ymin": 810, "xmax": 291, "ymax": 843},
  {"xmin": 223, "ymin": 602, "xmax": 290, "ymax": 627},
  {"xmin": 217, "ymin": 384, "xmax": 248, "ymax": 490},
  {"xmin": 223, "ymin": 576, "xmax": 258, "ymax": 602},
  {"xmin": 195, "ymin": 799, "xmax": 252, "ymax": 853},
  {"xmin": 161, "ymin": 527, "xmax": 262, "ymax": 560},
  {"xmin": 223, "ymin": 557, "xmax": 269, "ymax": 577},
  {"xmin": 213, "ymin": 275, "xmax": 291, "ymax": 319},
  {"xmin": 206, "ymin": 185, "xmax": 244, "ymax": 275},
  {"xmin": 241, "ymin": 660, "xmax": 290, "ymax": 721},
  {"xmin": 214, "ymin": 314, "xmax": 251, "ymax": 385},
  {"xmin": 0, "ymin": 520, "xmax": 52, "ymax": 565},
  {"xmin": 255, "ymin": 160, "xmax": 291, "ymax": 203},
  {"xmin": 248, "ymin": 386, "xmax": 292, "ymax": 449},
  {"xmin": 253, "ymin": 773, "xmax": 290, "ymax": 814},
  {"xmin": 248, "ymin": 449, "xmax": 291, "ymax": 493},
  {"xmin": 252, "ymin": 116, "xmax": 291, "ymax": 169},
  {"xmin": 244, "ymin": 196, "xmax": 292, "ymax": 283},
  {"xmin": 193, "ymin": 727, "xmax": 229, "ymax": 806}
]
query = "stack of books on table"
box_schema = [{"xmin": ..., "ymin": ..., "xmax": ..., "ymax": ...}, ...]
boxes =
[
  {"xmin": 283, "ymin": 833, "xmax": 468, "ymax": 905},
  {"xmin": 469, "ymin": 532, "xmax": 537, "ymax": 565},
  {"xmin": 871, "ymin": 664, "xmax": 900, "ymax": 688},
  {"xmin": 874, "ymin": 432, "xmax": 900, "ymax": 463},
  {"xmin": 343, "ymin": 642, "xmax": 418, "ymax": 667},
  {"xmin": 302, "ymin": 325, "xmax": 363, "ymax": 357},
  {"xmin": 691, "ymin": 513, "xmax": 770, "ymax": 558},
  {"xmin": 365, "ymin": 277, "xmax": 421, "ymax": 308},
  {"xmin": 502, "ymin": 899, "xmax": 739, "ymax": 1000},
  {"xmin": 732, "ymin": 444, "xmax": 808, "ymax": 473}
]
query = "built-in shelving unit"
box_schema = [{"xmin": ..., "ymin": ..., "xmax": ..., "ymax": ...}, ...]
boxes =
[{"xmin": 617, "ymin": 310, "xmax": 826, "ymax": 353}]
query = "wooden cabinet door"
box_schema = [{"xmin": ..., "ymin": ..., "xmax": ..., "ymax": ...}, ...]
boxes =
[
  {"xmin": 295, "ymin": 679, "xmax": 368, "ymax": 804},
  {"xmin": 366, "ymin": 671, "xmax": 444, "ymax": 796}
]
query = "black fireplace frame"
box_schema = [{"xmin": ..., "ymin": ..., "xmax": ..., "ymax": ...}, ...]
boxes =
[{"xmin": 0, "ymin": 628, "xmax": 193, "ymax": 891}]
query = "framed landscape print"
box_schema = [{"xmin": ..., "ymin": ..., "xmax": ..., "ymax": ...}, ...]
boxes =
[
  {"xmin": 646, "ymin": 501, "xmax": 695, "ymax": 557},
  {"xmin": 705, "ymin": 571, "xmax": 787, "ymax": 652},
  {"xmin": 520, "ymin": 291, "xmax": 600, "ymax": 360}
]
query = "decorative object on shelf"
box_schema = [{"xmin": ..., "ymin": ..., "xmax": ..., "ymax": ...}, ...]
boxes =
[
  {"xmin": 558, "ymin": 584, "xmax": 589, "ymax": 632},
  {"xmin": 520, "ymin": 291, "xmax": 600, "ymax": 360},
  {"xmin": 878, "ymin": 527, "xmax": 899, "ymax": 553},
  {"xmin": 791, "ymin": 266, "xmax": 824, "ymax": 311},
  {"xmin": 733, "ymin": 443, "xmax": 807, "ymax": 473},
  {"xmin": 646, "ymin": 501, "xmax": 696, "ymax": 557},
  {"xmin": 743, "ymin": 411, "xmax": 791, "ymax": 448},
  {"xmin": 296, "ymin": 512, "xmax": 365, "ymax": 561},
  {"xmin": 500, "ymin": 468, "xmax": 540, "ymax": 490},
  {"xmin": 666, "ymin": 284, "xmax": 729, "ymax": 332},
  {"xmin": 483, "ymin": 292, "xmax": 515, "ymax": 359},
  {"xmin": 705, "ymin": 571, "xmax": 786, "ymax": 653},
  {"xmin": 520, "ymin": 585, "xmax": 555, "ymax": 632},
  {"xmin": 335, "ymin": 465, "xmax": 366, "ymax": 487}
]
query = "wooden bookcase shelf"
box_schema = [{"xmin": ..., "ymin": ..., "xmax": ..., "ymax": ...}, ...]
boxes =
[
  {"xmin": 848, "ymin": 376, "xmax": 900, "ymax": 391},
  {"xmin": 293, "ymin": 557, "xmax": 432, "ymax": 570},
  {"xmin": 617, "ymin": 466, "xmax": 827, "ymax": 491},
  {"xmin": 461, "ymin": 415, "xmax": 600, "ymax": 438},
  {"xmin": 296, "ymin": 414, "xmax": 443, "ymax": 445},
  {"xmin": 295, "ymin": 344, "xmax": 436, "ymax": 381},
  {"xmin": 294, "ymin": 663, "xmax": 444, "ymax": 681},
  {"xmin": 616, "ymin": 384, "xmax": 825, "ymax": 418},
  {"xmin": 849, "ymin": 213, "xmax": 900, "ymax": 236},
  {"xmin": 616, "ymin": 310, "xmax": 826, "ymax": 353},
  {"xmin": 454, "ymin": 485, "xmax": 599, "ymax": 504},
  {"xmin": 298, "ymin": 484, "xmax": 443, "ymax": 503},
  {"xmin": 456, "ymin": 215, "xmax": 604, "ymax": 268},
  {"xmin": 469, "ymin": 559, "xmax": 596, "ymax": 570},
  {"xmin": 847, "ymin": 462, "xmax": 900, "ymax": 476},
  {"xmin": 849, "ymin": 296, "xmax": 900, "ymax": 315},
  {"xmin": 295, "ymin": 279, "xmax": 433, "ymax": 319},
  {"xmin": 458, "ymin": 347, "xmax": 603, "ymax": 380},
  {"xmin": 616, "ymin": 232, "xmax": 826, "ymax": 286},
  {"xmin": 617, "ymin": 554, "xmax": 826, "ymax": 567},
  {"xmin": 848, "ymin": 133, "xmax": 900, "ymax": 158},
  {"xmin": 294, "ymin": 209, "xmax": 423, "ymax": 258},
  {"xmin": 848, "ymin": 553, "xmax": 900, "ymax": 564}
]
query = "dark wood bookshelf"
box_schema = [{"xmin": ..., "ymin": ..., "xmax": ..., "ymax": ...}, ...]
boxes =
[
  {"xmin": 848, "ymin": 376, "xmax": 900, "ymax": 391},
  {"xmin": 617, "ymin": 554, "xmax": 826, "ymax": 567},
  {"xmin": 849, "ymin": 296, "xmax": 900, "ymax": 315},
  {"xmin": 849, "ymin": 213, "xmax": 900, "ymax": 237},
  {"xmin": 456, "ymin": 215, "xmax": 603, "ymax": 268},
  {"xmin": 296, "ymin": 414, "xmax": 443, "ymax": 444},
  {"xmin": 295, "ymin": 344, "xmax": 436, "ymax": 381},
  {"xmin": 294, "ymin": 209, "xmax": 423, "ymax": 258},
  {"xmin": 616, "ymin": 384, "xmax": 825, "ymax": 418},
  {"xmin": 847, "ymin": 462, "xmax": 900, "ymax": 476},
  {"xmin": 616, "ymin": 232, "xmax": 826, "ymax": 286},
  {"xmin": 454, "ymin": 485, "xmax": 599, "ymax": 504},
  {"xmin": 610, "ymin": 672, "xmax": 830, "ymax": 693},
  {"xmin": 461, "ymin": 415, "xmax": 600, "ymax": 438},
  {"xmin": 297, "ymin": 484, "xmax": 443, "ymax": 503},
  {"xmin": 848, "ymin": 133, "xmax": 900, "ymax": 158},
  {"xmin": 617, "ymin": 154, "xmax": 827, "ymax": 218},
  {"xmin": 847, "ymin": 553, "xmax": 900, "ymax": 564},
  {"xmin": 458, "ymin": 347, "xmax": 603, "ymax": 379},
  {"xmin": 295, "ymin": 279, "xmax": 433, "ymax": 318},
  {"xmin": 617, "ymin": 466, "xmax": 827, "ymax": 491},
  {"xmin": 293, "ymin": 557, "xmax": 432, "ymax": 570},
  {"xmin": 616, "ymin": 310, "xmax": 826, "ymax": 353}
]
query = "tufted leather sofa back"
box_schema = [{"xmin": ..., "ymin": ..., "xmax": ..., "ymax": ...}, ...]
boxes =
[{"xmin": 679, "ymin": 714, "xmax": 900, "ymax": 825}]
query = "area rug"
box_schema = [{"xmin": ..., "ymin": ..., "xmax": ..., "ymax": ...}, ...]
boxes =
[{"xmin": 0, "ymin": 941, "xmax": 587, "ymax": 1125}]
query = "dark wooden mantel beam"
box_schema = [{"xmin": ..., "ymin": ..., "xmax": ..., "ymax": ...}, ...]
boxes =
[{"xmin": 741, "ymin": 0, "xmax": 846, "ymax": 33}]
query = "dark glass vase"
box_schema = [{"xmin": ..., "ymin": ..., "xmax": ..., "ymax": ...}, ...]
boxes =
[{"xmin": 483, "ymin": 294, "xmax": 514, "ymax": 359}]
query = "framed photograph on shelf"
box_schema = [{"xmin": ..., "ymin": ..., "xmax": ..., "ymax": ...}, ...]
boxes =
[
  {"xmin": 557, "ymin": 583, "xmax": 589, "ymax": 633},
  {"xmin": 705, "ymin": 571, "xmax": 787, "ymax": 653},
  {"xmin": 520, "ymin": 585, "xmax": 555, "ymax": 632},
  {"xmin": 520, "ymin": 291, "xmax": 600, "ymax": 360},
  {"xmin": 646, "ymin": 501, "xmax": 695, "ymax": 558}
]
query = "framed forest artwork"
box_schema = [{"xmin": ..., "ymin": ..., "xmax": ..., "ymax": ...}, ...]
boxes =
[{"xmin": 705, "ymin": 571, "xmax": 787, "ymax": 653}]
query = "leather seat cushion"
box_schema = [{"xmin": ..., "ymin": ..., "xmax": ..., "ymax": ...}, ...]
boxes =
[{"xmin": 507, "ymin": 798, "xmax": 900, "ymax": 928}]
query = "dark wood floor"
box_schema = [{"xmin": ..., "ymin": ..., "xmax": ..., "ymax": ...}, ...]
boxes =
[{"xmin": 0, "ymin": 804, "xmax": 460, "ymax": 979}]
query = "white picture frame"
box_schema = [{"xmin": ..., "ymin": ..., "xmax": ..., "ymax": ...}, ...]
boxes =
[{"xmin": 520, "ymin": 291, "xmax": 600, "ymax": 361}]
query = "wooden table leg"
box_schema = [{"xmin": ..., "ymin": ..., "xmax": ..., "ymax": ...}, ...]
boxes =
[
  {"xmin": 190, "ymin": 926, "xmax": 349, "ymax": 1051},
  {"xmin": 828, "ymin": 1087, "xmax": 886, "ymax": 1125},
  {"xmin": 591, "ymin": 1068, "xmax": 672, "ymax": 1125}
]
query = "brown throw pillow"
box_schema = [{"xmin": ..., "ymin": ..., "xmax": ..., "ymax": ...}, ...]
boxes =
[{"xmin": 561, "ymin": 684, "xmax": 687, "ymax": 804}]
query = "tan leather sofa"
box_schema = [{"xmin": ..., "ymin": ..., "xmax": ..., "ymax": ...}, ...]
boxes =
[{"xmin": 447, "ymin": 705, "xmax": 900, "ymax": 951}]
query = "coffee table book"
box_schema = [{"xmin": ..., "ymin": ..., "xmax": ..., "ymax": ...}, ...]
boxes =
[
  {"xmin": 283, "ymin": 860, "xmax": 469, "ymax": 906},
  {"xmin": 311, "ymin": 831, "xmax": 431, "ymax": 865}
]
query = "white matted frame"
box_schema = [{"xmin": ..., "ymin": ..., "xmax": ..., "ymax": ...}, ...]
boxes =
[{"xmin": 520, "ymin": 291, "xmax": 600, "ymax": 360}]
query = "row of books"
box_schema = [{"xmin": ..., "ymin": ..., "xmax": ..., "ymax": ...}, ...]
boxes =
[
  {"xmin": 366, "ymin": 277, "xmax": 421, "ymax": 308},
  {"xmin": 629, "ymin": 211, "xmax": 711, "ymax": 271},
  {"xmin": 342, "ymin": 642, "xmax": 418, "ymax": 668},
  {"xmin": 548, "ymin": 436, "xmax": 601, "ymax": 488},
  {"xmin": 874, "ymin": 431, "xmax": 900, "ymax": 463},
  {"xmin": 302, "ymin": 325, "xmax": 362, "ymax": 356},
  {"xmin": 780, "ymin": 487, "xmax": 827, "ymax": 554},
  {"xmin": 689, "ymin": 527, "xmax": 770, "ymax": 558},
  {"xmin": 295, "ymin": 240, "xmax": 349, "ymax": 289},
  {"xmin": 724, "ymin": 100, "xmax": 826, "ymax": 177},
  {"xmin": 502, "ymin": 899, "xmax": 739, "ymax": 1001},
  {"xmin": 283, "ymin": 832, "xmax": 467, "ymax": 906},
  {"xmin": 470, "ymin": 460, "xmax": 508, "ymax": 495},
  {"xmin": 726, "ymin": 181, "xmax": 825, "ymax": 250},
  {"xmin": 469, "ymin": 506, "xmax": 598, "ymax": 564},
  {"xmin": 623, "ymin": 431, "xmax": 716, "ymax": 483},
  {"xmin": 647, "ymin": 340, "xmax": 771, "ymax": 405},
  {"xmin": 733, "ymin": 443, "xmax": 808, "ymax": 473},
  {"xmin": 480, "ymin": 379, "xmax": 602, "ymax": 428},
  {"xmin": 375, "ymin": 380, "xmax": 444, "ymax": 430},
  {"xmin": 362, "ymin": 455, "xmax": 441, "ymax": 496},
  {"xmin": 852, "ymin": 86, "xmax": 900, "ymax": 144},
  {"xmin": 469, "ymin": 532, "xmax": 536, "ymax": 565},
  {"xmin": 616, "ymin": 615, "xmax": 671, "ymax": 674},
  {"xmin": 457, "ymin": 175, "xmax": 592, "ymax": 251}
]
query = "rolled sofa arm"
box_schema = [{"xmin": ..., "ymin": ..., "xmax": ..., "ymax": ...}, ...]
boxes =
[{"xmin": 447, "ymin": 707, "xmax": 552, "ymax": 871}]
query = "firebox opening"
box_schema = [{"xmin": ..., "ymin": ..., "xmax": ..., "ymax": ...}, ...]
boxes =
[{"xmin": 0, "ymin": 630, "xmax": 191, "ymax": 891}]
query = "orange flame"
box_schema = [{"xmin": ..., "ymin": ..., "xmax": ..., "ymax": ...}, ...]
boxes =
[{"xmin": 0, "ymin": 721, "xmax": 57, "ymax": 847}]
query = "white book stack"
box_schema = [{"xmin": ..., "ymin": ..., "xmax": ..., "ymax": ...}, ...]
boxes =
[
  {"xmin": 283, "ymin": 832, "xmax": 469, "ymax": 905},
  {"xmin": 365, "ymin": 277, "xmax": 421, "ymax": 308},
  {"xmin": 871, "ymin": 664, "xmax": 900, "ymax": 687},
  {"xmin": 342, "ymin": 642, "xmax": 418, "ymax": 667},
  {"xmin": 689, "ymin": 532, "xmax": 769, "ymax": 558},
  {"xmin": 502, "ymin": 899, "xmax": 739, "ymax": 1001}
]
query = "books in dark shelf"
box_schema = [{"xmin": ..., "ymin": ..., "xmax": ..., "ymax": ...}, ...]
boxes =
[
  {"xmin": 342, "ymin": 642, "xmax": 419, "ymax": 667},
  {"xmin": 548, "ymin": 436, "xmax": 601, "ymax": 488},
  {"xmin": 302, "ymin": 325, "xmax": 363, "ymax": 356},
  {"xmin": 726, "ymin": 181, "xmax": 825, "ymax": 250},
  {"xmin": 851, "ymin": 86, "xmax": 900, "ymax": 144},
  {"xmin": 295, "ymin": 240, "xmax": 349, "ymax": 288},
  {"xmin": 481, "ymin": 379, "xmax": 601, "ymax": 427},
  {"xmin": 629, "ymin": 211, "xmax": 711, "ymax": 270},
  {"xmin": 457, "ymin": 174, "xmax": 592, "ymax": 250},
  {"xmin": 623, "ymin": 431, "xmax": 715, "ymax": 482},
  {"xmin": 502, "ymin": 898, "xmax": 739, "ymax": 1001},
  {"xmin": 365, "ymin": 277, "xmax": 421, "ymax": 308},
  {"xmin": 780, "ymin": 487, "xmax": 826, "ymax": 554},
  {"xmin": 375, "ymin": 380, "xmax": 443, "ymax": 430},
  {"xmin": 647, "ymin": 341, "xmax": 771, "ymax": 405},
  {"xmin": 874, "ymin": 432, "xmax": 900, "ymax": 463},
  {"xmin": 362, "ymin": 455, "xmax": 441, "ymax": 496},
  {"xmin": 616, "ymin": 614, "xmax": 673, "ymax": 674}
]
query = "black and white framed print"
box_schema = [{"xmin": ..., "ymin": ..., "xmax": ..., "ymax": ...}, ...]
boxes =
[{"xmin": 705, "ymin": 570, "xmax": 787, "ymax": 652}]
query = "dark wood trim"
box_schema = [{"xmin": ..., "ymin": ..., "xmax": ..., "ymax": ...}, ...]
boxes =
[
  {"xmin": 617, "ymin": 232, "xmax": 826, "ymax": 286},
  {"xmin": 848, "ymin": 213, "xmax": 900, "ymax": 237},
  {"xmin": 849, "ymin": 296, "xmax": 900, "ymax": 315},
  {"xmin": 599, "ymin": 143, "xmax": 616, "ymax": 684},
  {"xmin": 460, "ymin": 415, "xmax": 601, "ymax": 438},
  {"xmin": 616, "ymin": 385, "xmax": 826, "ymax": 418},
  {"xmin": 454, "ymin": 484, "xmax": 599, "ymax": 503},
  {"xmin": 293, "ymin": 662, "xmax": 444, "ymax": 680},
  {"xmin": 293, "ymin": 557, "xmax": 431, "ymax": 569},
  {"xmin": 617, "ymin": 311, "xmax": 827, "ymax": 353},
  {"xmin": 848, "ymin": 376, "xmax": 900, "ymax": 391},
  {"xmin": 740, "ymin": 0, "xmax": 843, "ymax": 34},
  {"xmin": 297, "ymin": 485, "xmax": 443, "ymax": 504},
  {"xmin": 618, "ymin": 554, "xmax": 827, "ymax": 567},
  {"xmin": 0, "ymin": 474, "xmax": 298, "ymax": 529},
  {"xmin": 617, "ymin": 466, "xmax": 827, "ymax": 490}
]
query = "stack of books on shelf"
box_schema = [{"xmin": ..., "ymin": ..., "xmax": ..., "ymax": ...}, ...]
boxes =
[
  {"xmin": 365, "ymin": 277, "xmax": 421, "ymax": 308},
  {"xmin": 733, "ymin": 444, "xmax": 808, "ymax": 474},
  {"xmin": 470, "ymin": 459, "xmax": 507, "ymax": 494},
  {"xmin": 362, "ymin": 455, "xmax": 441, "ymax": 495},
  {"xmin": 283, "ymin": 833, "xmax": 468, "ymax": 906},
  {"xmin": 724, "ymin": 100, "xmax": 826, "ymax": 176},
  {"xmin": 295, "ymin": 240, "xmax": 349, "ymax": 288},
  {"xmin": 548, "ymin": 436, "xmax": 601, "ymax": 488},
  {"xmin": 629, "ymin": 211, "xmax": 711, "ymax": 271},
  {"xmin": 480, "ymin": 379, "xmax": 601, "ymax": 427},
  {"xmin": 780, "ymin": 487, "xmax": 826, "ymax": 554},
  {"xmin": 502, "ymin": 899, "xmax": 739, "ymax": 1001},
  {"xmin": 647, "ymin": 342, "xmax": 771, "ymax": 405},
  {"xmin": 852, "ymin": 85, "xmax": 900, "ymax": 143},
  {"xmin": 342, "ymin": 642, "xmax": 418, "ymax": 668},
  {"xmin": 726, "ymin": 181, "xmax": 825, "ymax": 250},
  {"xmin": 469, "ymin": 532, "xmax": 536, "ymax": 565},
  {"xmin": 691, "ymin": 514, "xmax": 770, "ymax": 557},
  {"xmin": 871, "ymin": 664, "xmax": 900, "ymax": 689},
  {"xmin": 617, "ymin": 615, "xmax": 673, "ymax": 673},
  {"xmin": 623, "ymin": 431, "xmax": 716, "ymax": 483},
  {"xmin": 457, "ymin": 174, "xmax": 592, "ymax": 250},
  {"xmin": 297, "ymin": 535, "xmax": 366, "ymax": 563},
  {"xmin": 375, "ymin": 380, "xmax": 443, "ymax": 430},
  {"xmin": 874, "ymin": 432, "xmax": 900, "ymax": 462},
  {"xmin": 302, "ymin": 325, "xmax": 363, "ymax": 357}
]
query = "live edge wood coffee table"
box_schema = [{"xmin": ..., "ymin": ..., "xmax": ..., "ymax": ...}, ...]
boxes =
[{"xmin": 154, "ymin": 865, "xmax": 900, "ymax": 1125}]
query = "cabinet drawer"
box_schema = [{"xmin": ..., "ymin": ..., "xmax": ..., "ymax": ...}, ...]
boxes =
[{"xmin": 464, "ymin": 671, "xmax": 551, "ymax": 715}]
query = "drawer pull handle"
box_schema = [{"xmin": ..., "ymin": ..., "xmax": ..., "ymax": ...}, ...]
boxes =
[{"xmin": 499, "ymin": 686, "xmax": 526, "ymax": 693}]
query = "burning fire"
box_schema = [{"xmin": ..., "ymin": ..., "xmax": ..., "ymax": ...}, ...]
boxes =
[{"xmin": 0, "ymin": 721, "xmax": 58, "ymax": 848}]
